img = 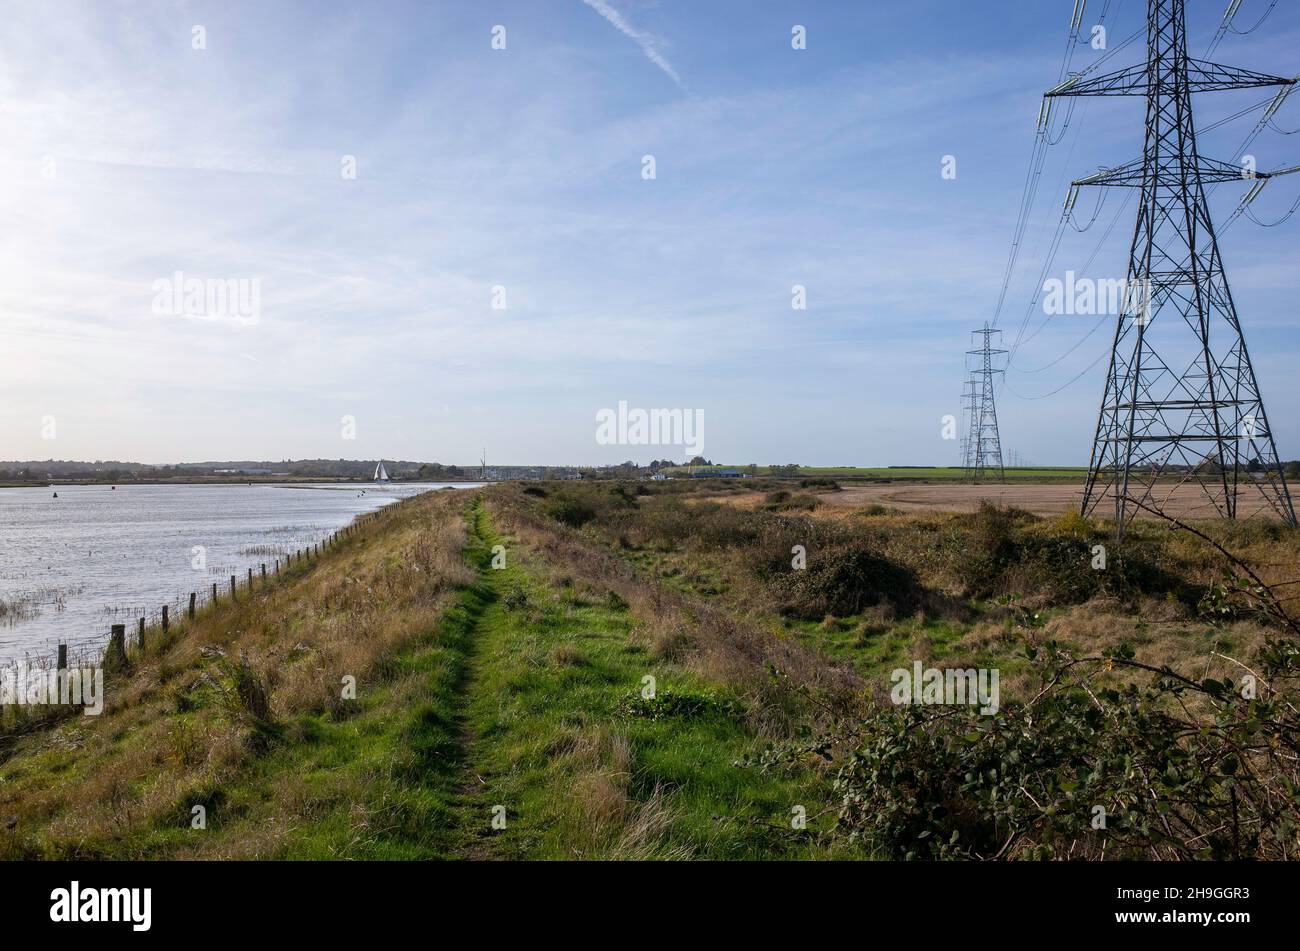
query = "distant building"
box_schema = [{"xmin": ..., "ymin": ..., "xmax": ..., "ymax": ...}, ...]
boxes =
[{"xmin": 651, "ymin": 471, "xmax": 667, "ymax": 481}]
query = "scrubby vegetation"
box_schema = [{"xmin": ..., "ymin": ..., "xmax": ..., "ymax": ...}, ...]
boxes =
[
  {"xmin": 3, "ymin": 478, "xmax": 1297, "ymax": 861},
  {"xmin": 786, "ymin": 631, "xmax": 1300, "ymax": 860},
  {"xmin": 492, "ymin": 479, "xmax": 1300, "ymax": 860}
]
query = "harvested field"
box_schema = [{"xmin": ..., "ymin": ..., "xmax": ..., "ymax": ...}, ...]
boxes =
[{"xmin": 806, "ymin": 481, "xmax": 1291, "ymax": 520}]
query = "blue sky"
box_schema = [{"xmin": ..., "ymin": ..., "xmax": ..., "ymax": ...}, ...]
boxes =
[{"xmin": 1, "ymin": 0, "xmax": 1298, "ymax": 466}]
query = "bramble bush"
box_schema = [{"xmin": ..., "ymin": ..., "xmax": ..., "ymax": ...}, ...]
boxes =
[
  {"xmin": 756, "ymin": 511, "xmax": 1300, "ymax": 860},
  {"xmin": 788, "ymin": 636, "xmax": 1300, "ymax": 859}
]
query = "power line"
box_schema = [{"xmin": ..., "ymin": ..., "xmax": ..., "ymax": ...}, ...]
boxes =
[
  {"xmin": 1046, "ymin": 0, "xmax": 1298, "ymax": 531},
  {"xmin": 1002, "ymin": 83, "xmax": 1291, "ymax": 392},
  {"xmin": 983, "ymin": 5, "xmax": 1142, "ymax": 332}
]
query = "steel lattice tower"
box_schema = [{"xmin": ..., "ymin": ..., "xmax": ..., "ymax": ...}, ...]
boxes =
[
  {"xmin": 1046, "ymin": 0, "xmax": 1297, "ymax": 529},
  {"xmin": 960, "ymin": 377, "xmax": 979, "ymax": 472},
  {"xmin": 964, "ymin": 325, "xmax": 1006, "ymax": 483}
]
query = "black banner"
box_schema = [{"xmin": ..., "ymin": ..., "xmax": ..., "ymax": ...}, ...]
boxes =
[{"xmin": 0, "ymin": 860, "xmax": 1280, "ymax": 937}]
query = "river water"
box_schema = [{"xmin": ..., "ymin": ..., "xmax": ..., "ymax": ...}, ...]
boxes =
[{"xmin": 0, "ymin": 482, "xmax": 480, "ymax": 664}]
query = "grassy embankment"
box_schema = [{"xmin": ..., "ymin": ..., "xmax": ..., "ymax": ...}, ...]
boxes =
[
  {"xmin": 0, "ymin": 490, "xmax": 474, "ymax": 857},
  {"xmin": 0, "ymin": 488, "xmax": 837, "ymax": 859},
  {"xmin": 4, "ymin": 478, "xmax": 1297, "ymax": 859}
]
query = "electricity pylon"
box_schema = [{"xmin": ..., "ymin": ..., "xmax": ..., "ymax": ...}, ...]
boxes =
[
  {"xmin": 1046, "ymin": 0, "xmax": 1297, "ymax": 530},
  {"xmin": 964, "ymin": 325, "xmax": 1006, "ymax": 483},
  {"xmin": 960, "ymin": 378, "xmax": 978, "ymax": 471}
]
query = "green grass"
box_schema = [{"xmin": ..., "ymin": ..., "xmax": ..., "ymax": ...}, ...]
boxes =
[
  {"xmin": 786, "ymin": 614, "xmax": 968, "ymax": 671},
  {"xmin": 0, "ymin": 492, "xmax": 848, "ymax": 860},
  {"xmin": 0, "ymin": 492, "xmax": 481, "ymax": 859},
  {"xmin": 6, "ymin": 572, "xmax": 480, "ymax": 860},
  {"xmin": 453, "ymin": 500, "xmax": 838, "ymax": 859},
  {"xmin": 203, "ymin": 593, "xmax": 483, "ymax": 859}
]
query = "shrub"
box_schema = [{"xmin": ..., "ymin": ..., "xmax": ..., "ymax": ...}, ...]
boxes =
[
  {"xmin": 761, "ymin": 491, "xmax": 820, "ymax": 513},
  {"xmin": 1053, "ymin": 509, "xmax": 1095, "ymax": 538},
  {"xmin": 633, "ymin": 497, "xmax": 767, "ymax": 550},
  {"xmin": 761, "ymin": 544, "xmax": 923, "ymax": 619},
  {"xmin": 761, "ymin": 636, "xmax": 1300, "ymax": 860},
  {"xmin": 799, "ymin": 478, "xmax": 841, "ymax": 491},
  {"xmin": 856, "ymin": 504, "xmax": 895, "ymax": 517},
  {"xmin": 955, "ymin": 503, "xmax": 1188, "ymax": 605},
  {"xmin": 544, "ymin": 496, "xmax": 597, "ymax": 528},
  {"xmin": 964, "ymin": 503, "xmax": 1025, "ymax": 578}
]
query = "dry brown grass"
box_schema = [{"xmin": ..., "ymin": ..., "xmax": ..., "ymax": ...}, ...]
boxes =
[{"xmin": 544, "ymin": 723, "xmax": 692, "ymax": 860}]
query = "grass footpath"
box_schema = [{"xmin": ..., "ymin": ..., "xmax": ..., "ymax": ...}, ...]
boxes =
[{"xmin": 449, "ymin": 498, "xmax": 834, "ymax": 859}]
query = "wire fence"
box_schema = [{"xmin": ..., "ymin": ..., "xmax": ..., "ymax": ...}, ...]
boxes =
[{"xmin": 21, "ymin": 509, "xmax": 385, "ymax": 674}]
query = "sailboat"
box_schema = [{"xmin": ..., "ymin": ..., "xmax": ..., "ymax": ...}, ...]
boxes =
[{"xmin": 373, "ymin": 460, "xmax": 390, "ymax": 484}]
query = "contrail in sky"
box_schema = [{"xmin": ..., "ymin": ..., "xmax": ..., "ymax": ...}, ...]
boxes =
[{"xmin": 580, "ymin": 0, "xmax": 686, "ymax": 91}]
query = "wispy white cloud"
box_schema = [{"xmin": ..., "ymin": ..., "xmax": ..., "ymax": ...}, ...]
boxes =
[{"xmin": 580, "ymin": 0, "xmax": 685, "ymax": 92}]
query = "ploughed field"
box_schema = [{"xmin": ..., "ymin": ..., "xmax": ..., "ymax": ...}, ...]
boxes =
[{"xmin": 808, "ymin": 481, "xmax": 1290, "ymax": 520}]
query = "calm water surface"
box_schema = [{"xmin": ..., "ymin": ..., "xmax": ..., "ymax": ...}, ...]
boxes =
[{"xmin": 0, "ymin": 482, "xmax": 480, "ymax": 663}]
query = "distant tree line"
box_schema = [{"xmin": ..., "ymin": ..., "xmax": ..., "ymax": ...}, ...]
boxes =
[{"xmin": 0, "ymin": 459, "xmax": 473, "ymax": 483}]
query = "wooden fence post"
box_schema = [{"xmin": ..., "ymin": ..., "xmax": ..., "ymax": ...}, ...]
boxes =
[
  {"xmin": 212, "ymin": 582, "xmax": 218, "ymax": 603},
  {"xmin": 189, "ymin": 592, "xmax": 197, "ymax": 619},
  {"xmin": 137, "ymin": 617, "xmax": 146, "ymax": 651},
  {"xmin": 56, "ymin": 644, "xmax": 67, "ymax": 671},
  {"xmin": 230, "ymin": 575, "xmax": 236, "ymax": 599},
  {"xmin": 261, "ymin": 563, "xmax": 267, "ymax": 582},
  {"xmin": 248, "ymin": 567, "xmax": 254, "ymax": 587},
  {"xmin": 161, "ymin": 605, "xmax": 169, "ymax": 635},
  {"xmin": 108, "ymin": 624, "xmax": 127, "ymax": 668}
]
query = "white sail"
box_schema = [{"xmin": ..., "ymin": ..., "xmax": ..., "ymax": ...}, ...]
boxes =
[{"xmin": 374, "ymin": 461, "xmax": 389, "ymax": 482}]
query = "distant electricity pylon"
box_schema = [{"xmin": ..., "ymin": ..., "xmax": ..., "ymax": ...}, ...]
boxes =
[
  {"xmin": 959, "ymin": 378, "xmax": 977, "ymax": 470},
  {"xmin": 1046, "ymin": 0, "xmax": 1298, "ymax": 530},
  {"xmin": 963, "ymin": 324, "xmax": 1006, "ymax": 483}
]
